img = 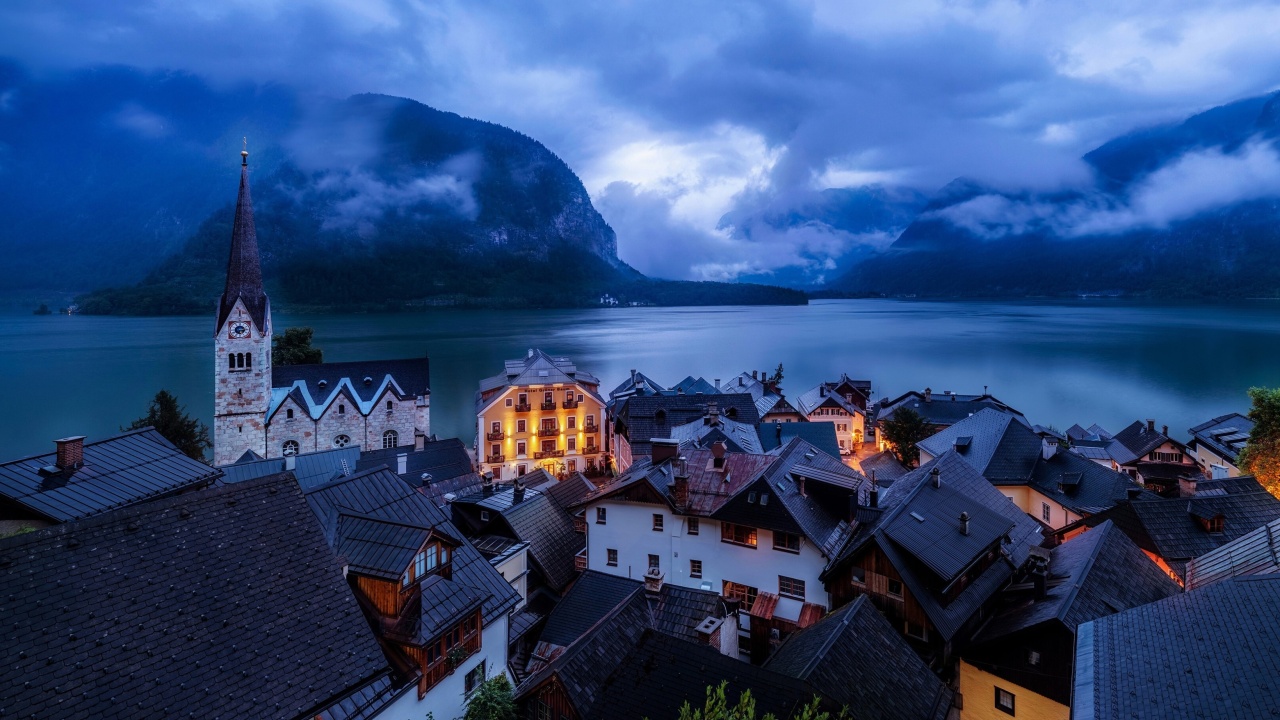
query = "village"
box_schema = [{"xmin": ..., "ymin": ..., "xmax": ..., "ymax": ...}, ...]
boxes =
[{"xmin": 2, "ymin": 156, "xmax": 1279, "ymax": 720}]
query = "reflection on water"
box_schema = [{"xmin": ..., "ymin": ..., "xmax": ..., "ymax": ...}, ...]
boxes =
[{"xmin": 2, "ymin": 299, "xmax": 1279, "ymax": 460}]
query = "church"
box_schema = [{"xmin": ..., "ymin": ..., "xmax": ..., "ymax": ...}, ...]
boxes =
[{"xmin": 213, "ymin": 148, "xmax": 431, "ymax": 466}]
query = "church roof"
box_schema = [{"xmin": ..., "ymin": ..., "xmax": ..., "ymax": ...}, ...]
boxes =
[
  {"xmin": 216, "ymin": 153, "xmax": 269, "ymax": 334},
  {"xmin": 268, "ymin": 357, "xmax": 430, "ymax": 421}
]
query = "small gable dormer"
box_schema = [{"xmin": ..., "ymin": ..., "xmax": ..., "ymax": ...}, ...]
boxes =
[{"xmin": 337, "ymin": 514, "xmax": 458, "ymax": 620}]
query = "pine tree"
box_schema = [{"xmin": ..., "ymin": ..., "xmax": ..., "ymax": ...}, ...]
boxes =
[
  {"xmin": 272, "ymin": 327, "xmax": 323, "ymax": 366},
  {"xmin": 124, "ymin": 390, "xmax": 212, "ymax": 461}
]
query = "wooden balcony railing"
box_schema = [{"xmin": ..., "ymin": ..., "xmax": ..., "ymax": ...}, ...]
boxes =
[
  {"xmin": 485, "ymin": 454, "xmax": 505, "ymax": 463},
  {"xmin": 534, "ymin": 449, "xmax": 565, "ymax": 459},
  {"xmin": 537, "ymin": 427, "xmax": 559, "ymax": 437},
  {"xmin": 514, "ymin": 403, "xmax": 532, "ymax": 413},
  {"xmin": 574, "ymin": 548, "xmax": 587, "ymax": 572},
  {"xmin": 486, "ymin": 431, "xmax": 504, "ymax": 441},
  {"xmin": 540, "ymin": 401, "xmax": 558, "ymax": 411},
  {"xmin": 417, "ymin": 632, "xmax": 481, "ymax": 699},
  {"xmin": 573, "ymin": 514, "xmax": 586, "ymax": 533},
  {"xmin": 583, "ymin": 424, "xmax": 599, "ymax": 434}
]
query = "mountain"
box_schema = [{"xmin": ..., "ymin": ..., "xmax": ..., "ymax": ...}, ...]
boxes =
[
  {"xmin": 830, "ymin": 91, "xmax": 1280, "ymax": 299},
  {"xmin": 0, "ymin": 62, "xmax": 803, "ymax": 311}
]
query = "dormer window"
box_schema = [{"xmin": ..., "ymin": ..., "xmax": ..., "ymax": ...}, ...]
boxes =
[{"xmin": 402, "ymin": 541, "xmax": 451, "ymax": 587}]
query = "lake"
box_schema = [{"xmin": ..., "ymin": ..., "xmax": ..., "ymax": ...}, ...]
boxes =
[{"xmin": 2, "ymin": 299, "xmax": 1279, "ymax": 462}]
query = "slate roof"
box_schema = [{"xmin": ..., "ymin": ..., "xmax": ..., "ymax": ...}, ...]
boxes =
[
  {"xmin": 1188, "ymin": 412, "xmax": 1254, "ymax": 465},
  {"xmin": 794, "ymin": 385, "xmax": 863, "ymax": 417},
  {"xmin": 1106, "ymin": 420, "xmax": 1179, "ymax": 466},
  {"xmin": 336, "ymin": 512, "xmax": 435, "ymax": 581},
  {"xmin": 606, "ymin": 370, "xmax": 666, "ymax": 407},
  {"xmin": 216, "ymin": 158, "xmax": 269, "ymax": 332},
  {"xmin": 0, "ymin": 473, "xmax": 395, "ymax": 720},
  {"xmin": 670, "ymin": 416, "xmax": 764, "ymax": 454},
  {"xmin": 302, "ymin": 467, "xmax": 519, "ymax": 624},
  {"xmin": 539, "ymin": 571, "xmax": 643, "ymax": 647},
  {"xmin": 219, "ymin": 446, "xmax": 360, "ymax": 489},
  {"xmin": 1029, "ymin": 449, "xmax": 1140, "ymax": 515},
  {"xmin": 825, "ymin": 452, "xmax": 1044, "ymax": 641},
  {"xmin": 757, "ymin": 420, "xmax": 843, "ymax": 459},
  {"xmin": 917, "ymin": 408, "xmax": 1041, "ymax": 482},
  {"xmin": 476, "ymin": 350, "xmax": 603, "ymax": 413},
  {"xmin": 1184, "ymin": 516, "xmax": 1280, "ymax": 590},
  {"xmin": 647, "ymin": 583, "xmax": 728, "ymax": 643},
  {"xmin": 412, "ymin": 574, "xmax": 489, "ymax": 642},
  {"xmin": 860, "ymin": 451, "xmax": 910, "ymax": 485},
  {"xmin": 750, "ymin": 439, "xmax": 866, "ymax": 557},
  {"xmin": 542, "ymin": 472, "xmax": 596, "ymax": 512},
  {"xmin": 0, "ymin": 428, "xmax": 223, "ymax": 522},
  {"xmin": 453, "ymin": 486, "xmax": 583, "ymax": 592},
  {"xmin": 765, "ymin": 596, "xmax": 953, "ymax": 720},
  {"xmin": 1067, "ymin": 423, "xmax": 1113, "ymax": 442},
  {"xmin": 876, "ymin": 391, "xmax": 1025, "ymax": 428},
  {"xmin": 1074, "ymin": 574, "xmax": 1280, "ymax": 720},
  {"xmin": 1063, "ymin": 476, "xmax": 1280, "ymax": 580},
  {"xmin": 670, "ymin": 375, "xmax": 719, "ymax": 395},
  {"xmin": 356, "ymin": 438, "xmax": 474, "ymax": 487},
  {"xmin": 270, "ymin": 357, "xmax": 430, "ymax": 421},
  {"xmin": 882, "ymin": 484, "xmax": 1015, "ymax": 581},
  {"xmin": 613, "ymin": 394, "xmax": 761, "ymax": 458}
]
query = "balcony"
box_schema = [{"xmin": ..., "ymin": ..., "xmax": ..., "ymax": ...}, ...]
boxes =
[
  {"xmin": 540, "ymin": 401, "xmax": 558, "ymax": 411},
  {"xmin": 514, "ymin": 403, "xmax": 532, "ymax": 413},
  {"xmin": 485, "ymin": 431, "xmax": 504, "ymax": 441},
  {"xmin": 575, "ymin": 548, "xmax": 587, "ymax": 572},
  {"xmin": 584, "ymin": 446, "xmax": 600, "ymax": 455},
  {"xmin": 534, "ymin": 449, "xmax": 565, "ymax": 459},
  {"xmin": 563, "ymin": 399, "xmax": 579, "ymax": 410},
  {"xmin": 485, "ymin": 454, "xmax": 505, "ymax": 463},
  {"xmin": 573, "ymin": 514, "xmax": 586, "ymax": 533},
  {"xmin": 537, "ymin": 427, "xmax": 559, "ymax": 437},
  {"xmin": 417, "ymin": 632, "xmax": 481, "ymax": 699},
  {"xmin": 583, "ymin": 424, "xmax": 599, "ymax": 434}
]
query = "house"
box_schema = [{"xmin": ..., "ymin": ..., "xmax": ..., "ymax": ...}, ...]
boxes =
[
  {"xmin": 874, "ymin": 389, "xmax": 1025, "ymax": 448},
  {"xmin": 959, "ymin": 521, "xmax": 1180, "ymax": 720},
  {"xmin": 670, "ymin": 402, "xmax": 766, "ymax": 454},
  {"xmin": 1183, "ymin": 515, "xmax": 1280, "ymax": 590},
  {"xmin": 757, "ymin": 419, "xmax": 842, "ymax": 461},
  {"xmin": 794, "ymin": 376, "xmax": 872, "ymax": 454},
  {"xmin": 917, "ymin": 408, "xmax": 1140, "ymax": 529},
  {"xmin": 301, "ymin": 466, "xmax": 521, "ymax": 717},
  {"xmin": 578, "ymin": 437, "xmax": 870, "ymax": 663},
  {"xmin": 721, "ymin": 370, "xmax": 807, "ymax": 424},
  {"xmin": 822, "ymin": 452, "xmax": 1044, "ymax": 667},
  {"xmin": 213, "ymin": 150, "xmax": 429, "ymax": 465},
  {"xmin": 765, "ymin": 596, "xmax": 954, "ymax": 720},
  {"xmin": 1072, "ymin": 575, "xmax": 1280, "ymax": 719},
  {"xmin": 1104, "ymin": 419, "xmax": 1198, "ymax": 489},
  {"xmin": 609, "ymin": 393, "xmax": 760, "ymax": 471},
  {"xmin": 475, "ymin": 350, "xmax": 607, "ymax": 481},
  {"xmin": 0, "ymin": 429, "xmax": 222, "ymax": 531},
  {"xmin": 0, "ymin": 473, "xmax": 405, "ymax": 719},
  {"xmin": 1187, "ymin": 412, "xmax": 1254, "ymax": 478},
  {"xmin": 859, "ymin": 450, "xmax": 910, "ymax": 486},
  {"xmin": 1055, "ymin": 475, "xmax": 1280, "ymax": 584},
  {"xmin": 606, "ymin": 369, "xmax": 666, "ymax": 409}
]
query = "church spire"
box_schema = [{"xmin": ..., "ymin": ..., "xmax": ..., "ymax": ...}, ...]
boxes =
[{"xmin": 216, "ymin": 141, "xmax": 269, "ymax": 333}]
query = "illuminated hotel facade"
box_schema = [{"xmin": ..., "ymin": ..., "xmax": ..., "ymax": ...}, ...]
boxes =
[{"xmin": 475, "ymin": 350, "xmax": 606, "ymax": 481}]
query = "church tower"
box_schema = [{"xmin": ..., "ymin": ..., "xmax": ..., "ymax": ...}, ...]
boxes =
[{"xmin": 213, "ymin": 146, "xmax": 272, "ymax": 466}]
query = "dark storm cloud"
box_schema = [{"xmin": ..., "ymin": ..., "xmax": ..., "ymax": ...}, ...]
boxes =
[{"xmin": 4, "ymin": 0, "xmax": 1280, "ymax": 279}]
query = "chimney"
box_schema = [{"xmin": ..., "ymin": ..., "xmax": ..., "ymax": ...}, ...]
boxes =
[
  {"xmin": 714, "ymin": 378, "xmax": 720, "ymax": 391},
  {"xmin": 397, "ymin": 453, "xmax": 408, "ymax": 475},
  {"xmin": 512, "ymin": 478, "xmax": 525, "ymax": 504},
  {"xmin": 527, "ymin": 348, "xmax": 534, "ymax": 358},
  {"xmin": 55, "ymin": 436, "xmax": 85, "ymax": 470},
  {"xmin": 820, "ymin": 386, "xmax": 826, "ymax": 397},
  {"xmin": 482, "ymin": 472, "xmax": 495, "ymax": 496},
  {"xmin": 983, "ymin": 385, "xmax": 989, "ymax": 395},
  {"xmin": 652, "ymin": 438, "xmax": 680, "ymax": 465},
  {"xmin": 705, "ymin": 401, "xmax": 720, "ymax": 426},
  {"xmin": 1042, "ymin": 439, "xmax": 1058, "ymax": 461},
  {"xmin": 414, "ymin": 433, "xmax": 426, "ymax": 451},
  {"xmin": 959, "ymin": 511, "xmax": 970, "ymax": 536},
  {"xmin": 924, "ymin": 387, "xmax": 932, "ymax": 403},
  {"xmin": 752, "ymin": 370, "xmax": 758, "ymax": 380},
  {"xmin": 798, "ymin": 475, "xmax": 807, "ymax": 497},
  {"xmin": 1146, "ymin": 419, "xmax": 1155, "ymax": 433},
  {"xmin": 1179, "ymin": 474, "xmax": 1198, "ymax": 498},
  {"xmin": 1031, "ymin": 562, "xmax": 1047, "ymax": 599},
  {"xmin": 673, "ymin": 457, "xmax": 689, "ymax": 509},
  {"xmin": 711, "ymin": 440, "xmax": 727, "ymax": 470},
  {"xmin": 1162, "ymin": 425, "xmax": 1169, "ymax": 437},
  {"xmin": 285, "ymin": 454, "xmax": 296, "ymax": 471},
  {"xmin": 869, "ymin": 481, "xmax": 879, "ymax": 508},
  {"xmin": 930, "ymin": 466, "xmax": 941, "ymax": 488},
  {"xmin": 775, "ymin": 421, "xmax": 783, "ymax": 442},
  {"xmin": 644, "ymin": 566, "xmax": 664, "ymax": 594},
  {"xmin": 1126, "ymin": 487, "xmax": 1143, "ymax": 500}
]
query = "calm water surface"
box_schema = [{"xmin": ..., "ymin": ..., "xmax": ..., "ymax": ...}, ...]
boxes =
[{"xmin": 2, "ymin": 299, "xmax": 1279, "ymax": 460}]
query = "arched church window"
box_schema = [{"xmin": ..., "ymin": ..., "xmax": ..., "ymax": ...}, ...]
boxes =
[
  {"xmin": 387, "ymin": 400, "xmax": 394, "ymax": 411},
  {"xmin": 333, "ymin": 434, "xmax": 352, "ymax": 448},
  {"xmin": 245, "ymin": 352, "xmax": 252, "ymax": 369},
  {"xmin": 282, "ymin": 440, "xmax": 299, "ymax": 456},
  {"xmin": 338, "ymin": 404, "xmax": 345, "ymax": 415},
  {"xmin": 383, "ymin": 430, "xmax": 398, "ymax": 449},
  {"xmin": 228, "ymin": 354, "xmax": 236, "ymax": 371}
]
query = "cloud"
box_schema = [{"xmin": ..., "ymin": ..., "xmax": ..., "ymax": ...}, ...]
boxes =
[
  {"xmin": 112, "ymin": 103, "xmax": 170, "ymax": 138},
  {"xmin": 310, "ymin": 153, "xmax": 482, "ymax": 236}
]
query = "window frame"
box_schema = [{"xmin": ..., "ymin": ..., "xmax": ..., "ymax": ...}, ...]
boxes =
[
  {"xmin": 382, "ymin": 429, "xmax": 398, "ymax": 449},
  {"xmin": 887, "ymin": 578, "xmax": 904, "ymax": 599},
  {"xmin": 1042, "ymin": 502, "xmax": 1052, "ymax": 522},
  {"xmin": 994, "ymin": 688, "xmax": 1016, "ymax": 716},
  {"xmin": 652, "ymin": 513, "xmax": 664, "ymax": 532},
  {"xmin": 648, "ymin": 553, "xmax": 660, "ymax": 570},
  {"xmin": 778, "ymin": 575, "xmax": 805, "ymax": 600},
  {"xmin": 464, "ymin": 660, "xmax": 486, "ymax": 697},
  {"xmin": 282, "ymin": 440, "xmax": 299, "ymax": 456},
  {"xmin": 687, "ymin": 517, "xmax": 700, "ymax": 535},
  {"xmin": 607, "ymin": 548, "xmax": 618, "ymax": 566},
  {"xmin": 723, "ymin": 580, "xmax": 759, "ymax": 609},
  {"xmin": 772, "ymin": 531, "xmax": 801, "ymax": 554},
  {"xmin": 596, "ymin": 507, "xmax": 607, "ymax": 524},
  {"xmin": 720, "ymin": 522, "xmax": 758, "ymax": 548},
  {"xmin": 690, "ymin": 559, "xmax": 703, "ymax": 578}
]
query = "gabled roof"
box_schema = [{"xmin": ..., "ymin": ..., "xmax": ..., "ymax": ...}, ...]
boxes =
[
  {"xmin": 794, "ymin": 385, "xmax": 863, "ymax": 417},
  {"xmin": 1028, "ymin": 448, "xmax": 1139, "ymax": 515},
  {"xmin": 753, "ymin": 438, "xmax": 866, "ymax": 557},
  {"xmin": 1074, "ymin": 575, "xmax": 1280, "ymax": 720},
  {"xmin": 613, "ymin": 393, "xmax": 762, "ymax": 458},
  {"xmin": 477, "ymin": 350, "xmax": 602, "ymax": 412},
  {"xmin": 453, "ymin": 486, "xmax": 583, "ymax": 592},
  {"xmin": 826, "ymin": 452, "xmax": 1044, "ymax": 641},
  {"xmin": 1188, "ymin": 412, "xmax": 1254, "ymax": 465},
  {"xmin": 670, "ymin": 415, "xmax": 764, "ymax": 454},
  {"xmin": 860, "ymin": 451, "xmax": 909, "ymax": 485},
  {"xmin": 876, "ymin": 390, "xmax": 1024, "ymax": 428},
  {"xmin": 0, "ymin": 428, "xmax": 222, "ymax": 522},
  {"xmin": 336, "ymin": 512, "xmax": 438, "ymax": 581},
  {"xmin": 540, "ymin": 571, "xmax": 642, "ymax": 647},
  {"xmin": 917, "ymin": 408, "xmax": 1041, "ymax": 483},
  {"xmin": 765, "ymin": 596, "xmax": 953, "ymax": 720},
  {"xmin": 356, "ymin": 438, "xmax": 474, "ymax": 487},
  {"xmin": 270, "ymin": 357, "xmax": 430, "ymax": 421},
  {"xmin": 410, "ymin": 574, "xmax": 489, "ymax": 643},
  {"xmin": 219, "ymin": 446, "xmax": 361, "ymax": 489},
  {"xmin": 757, "ymin": 420, "xmax": 842, "ymax": 459},
  {"xmin": 1067, "ymin": 423, "xmax": 1113, "ymax": 442},
  {"xmin": 882, "ymin": 483, "xmax": 1014, "ymax": 582},
  {"xmin": 1185, "ymin": 516, "xmax": 1280, "ymax": 590},
  {"xmin": 542, "ymin": 472, "xmax": 596, "ymax": 511},
  {"xmin": 0, "ymin": 473, "xmax": 395, "ymax": 720},
  {"xmin": 608, "ymin": 370, "xmax": 666, "ymax": 402},
  {"xmin": 670, "ymin": 375, "xmax": 719, "ymax": 395},
  {"xmin": 976, "ymin": 521, "xmax": 1180, "ymax": 643},
  {"xmin": 303, "ymin": 467, "xmax": 519, "ymax": 624},
  {"xmin": 216, "ymin": 158, "xmax": 269, "ymax": 333},
  {"xmin": 1106, "ymin": 420, "xmax": 1181, "ymax": 466}
]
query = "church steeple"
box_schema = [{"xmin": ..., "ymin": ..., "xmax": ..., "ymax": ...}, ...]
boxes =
[{"xmin": 215, "ymin": 142, "xmax": 269, "ymax": 334}]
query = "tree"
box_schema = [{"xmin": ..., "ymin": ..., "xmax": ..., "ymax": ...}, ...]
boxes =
[
  {"xmin": 1239, "ymin": 386, "xmax": 1280, "ymax": 497},
  {"xmin": 673, "ymin": 683, "xmax": 846, "ymax": 720},
  {"xmin": 33, "ymin": 303, "xmax": 52, "ymax": 315},
  {"xmin": 464, "ymin": 674, "xmax": 516, "ymax": 720},
  {"xmin": 124, "ymin": 390, "xmax": 212, "ymax": 461},
  {"xmin": 768, "ymin": 363, "xmax": 785, "ymax": 385},
  {"xmin": 272, "ymin": 326, "xmax": 323, "ymax": 366},
  {"xmin": 879, "ymin": 407, "xmax": 931, "ymax": 468}
]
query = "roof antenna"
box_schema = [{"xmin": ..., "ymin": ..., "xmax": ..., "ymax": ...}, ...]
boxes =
[{"xmin": 241, "ymin": 137, "xmax": 249, "ymax": 166}]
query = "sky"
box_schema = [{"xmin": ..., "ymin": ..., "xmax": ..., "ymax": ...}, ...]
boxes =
[{"xmin": 3, "ymin": 0, "xmax": 1280, "ymax": 280}]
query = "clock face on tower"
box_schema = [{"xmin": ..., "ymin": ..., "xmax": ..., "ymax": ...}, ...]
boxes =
[{"xmin": 229, "ymin": 322, "xmax": 250, "ymax": 339}]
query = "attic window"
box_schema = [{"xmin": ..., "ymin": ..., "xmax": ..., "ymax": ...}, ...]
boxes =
[
  {"xmin": 748, "ymin": 492, "xmax": 758, "ymax": 504},
  {"xmin": 538, "ymin": 370, "xmax": 549, "ymax": 377},
  {"xmin": 759, "ymin": 493, "xmax": 768, "ymax": 506},
  {"xmin": 910, "ymin": 512, "xmax": 926, "ymax": 523},
  {"xmin": 480, "ymin": 510, "xmax": 490, "ymax": 522}
]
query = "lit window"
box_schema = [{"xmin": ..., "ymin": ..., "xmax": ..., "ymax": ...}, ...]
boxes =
[
  {"xmin": 690, "ymin": 559, "xmax": 703, "ymax": 578},
  {"xmin": 567, "ymin": 459, "xmax": 576, "ymax": 472},
  {"xmin": 887, "ymin": 579, "xmax": 903, "ymax": 598},
  {"xmin": 282, "ymin": 440, "xmax": 299, "ymax": 456},
  {"xmin": 652, "ymin": 514, "xmax": 664, "ymax": 532},
  {"xmin": 1028, "ymin": 650, "xmax": 1041, "ymax": 666},
  {"xmin": 778, "ymin": 575, "xmax": 805, "ymax": 600},
  {"xmin": 995, "ymin": 688, "xmax": 1015, "ymax": 716},
  {"xmin": 720, "ymin": 523, "xmax": 757, "ymax": 548},
  {"xmin": 596, "ymin": 507, "xmax": 607, "ymax": 524},
  {"xmin": 687, "ymin": 517, "xmax": 699, "ymax": 535},
  {"xmin": 607, "ymin": 548, "xmax": 618, "ymax": 566},
  {"xmin": 382, "ymin": 429, "xmax": 398, "ymax": 449},
  {"xmin": 773, "ymin": 531, "xmax": 801, "ymax": 553},
  {"xmin": 723, "ymin": 581, "xmax": 759, "ymax": 609},
  {"xmin": 333, "ymin": 434, "xmax": 351, "ymax": 448}
]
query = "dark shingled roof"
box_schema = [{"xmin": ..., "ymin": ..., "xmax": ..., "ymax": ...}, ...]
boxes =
[
  {"xmin": 1074, "ymin": 575, "xmax": 1280, "ymax": 720},
  {"xmin": 876, "ymin": 391, "xmax": 1024, "ymax": 428},
  {"xmin": 303, "ymin": 467, "xmax": 519, "ymax": 624},
  {"xmin": 0, "ymin": 473, "xmax": 395, "ymax": 720},
  {"xmin": 1106, "ymin": 419, "xmax": 1179, "ymax": 466},
  {"xmin": 336, "ymin": 512, "xmax": 435, "ymax": 581},
  {"xmin": 614, "ymin": 393, "xmax": 761, "ymax": 459},
  {"xmin": 219, "ymin": 446, "xmax": 360, "ymax": 489},
  {"xmin": 1188, "ymin": 412, "xmax": 1254, "ymax": 466},
  {"xmin": 357, "ymin": 438, "xmax": 473, "ymax": 487},
  {"xmin": 1029, "ymin": 448, "xmax": 1139, "ymax": 515},
  {"xmin": 765, "ymin": 596, "xmax": 953, "ymax": 720},
  {"xmin": 413, "ymin": 574, "xmax": 489, "ymax": 642},
  {"xmin": 540, "ymin": 571, "xmax": 642, "ymax": 647},
  {"xmin": 1186, "ymin": 516, "xmax": 1280, "ymax": 590},
  {"xmin": 646, "ymin": 583, "xmax": 727, "ymax": 643},
  {"xmin": 453, "ymin": 486, "xmax": 584, "ymax": 592},
  {"xmin": 917, "ymin": 408, "xmax": 1041, "ymax": 483},
  {"xmin": 273, "ymin": 357, "xmax": 431, "ymax": 403},
  {"xmin": 0, "ymin": 428, "xmax": 223, "ymax": 522},
  {"xmin": 757, "ymin": 420, "xmax": 843, "ymax": 459},
  {"xmin": 860, "ymin": 451, "xmax": 910, "ymax": 485},
  {"xmin": 216, "ymin": 158, "xmax": 269, "ymax": 332}
]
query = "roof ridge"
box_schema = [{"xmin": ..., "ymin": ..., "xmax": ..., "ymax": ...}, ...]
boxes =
[
  {"xmin": 0, "ymin": 426, "xmax": 177, "ymax": 466},
  {"xmin": 797, "ymin": 595, "xmax": 861, "ymax": 679},
  {"xmin": 1053, "ymin": 520, "xmax": 1112, "ymax": 624},
  {"xmin": 336, "ymin": 510, "xmax": 435, "ymax": 532},
  {"xmin": 302, "ymin": 464, "xmax": 396, "ymax": 493}
]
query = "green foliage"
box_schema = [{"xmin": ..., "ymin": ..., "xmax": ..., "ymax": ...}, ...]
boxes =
[
  {"xmin": 33, "ymin": 303, "xmax": 52, "ymax": 315},
  {"xmin": 671, "ymin": 683, "xmax": 846, "ymax": 720},
  {"xmin": 273, "ymin": 327, "xmax": 323, "ymax": 366},
  {"xmin": 123, "ymin": 390, "xmax": 212, "ymax": 461},
  {"xmin": 768, "ymin": 363, "xmax": 785, "ymax": 385},
  {"xmin": 1239, "ymin": 386, "xmax": 1280, "ymax": 497},
  {"xmin": 463, "ymin": 674, "xmax": 516, "ymax": 720},
  {"xmin": 880, "ymin": 407, "xmax": 931, "ymax": 468}
]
